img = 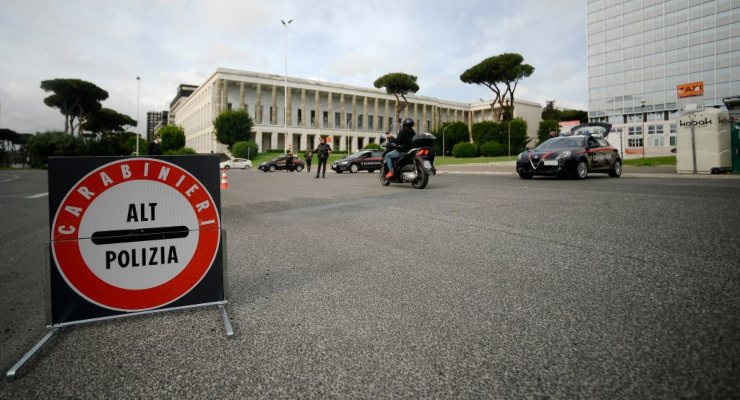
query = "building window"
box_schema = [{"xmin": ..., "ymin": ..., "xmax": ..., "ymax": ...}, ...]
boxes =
[
  {"xmin": 297, "ymin": 109, "xmax": 302, "ymax": 125},
  {"xmin": 335, "ymin": 112, "xmax": 341, "ymax": 127},
  {"xmin": 368, "ymin": 115, "xmax": 374, "ymax": 130},
  {"xmin": 628, "ymin": 138, "xmax": 644, "ymax": 147},
  {"xmin": 647, "ymin": 125, "xmax": 664, "ymax": 135},
  {"xmin": 378, "ymin": 116, "xmax": 384, "ymax": 131},
  {"xmin": 269, "ymin": 107, "xmax": 274, "ymax": 124},
  {"xmin": 628, "ymin": 126, "xmax": 642, "ymax": 136},
  {"xmin": 323, "ymin": 111, "xmax": 329, "ymax": 128},
  {"xmin": 357, "ymin": 114, "xmax": 363, "ymax": 130},
  {"xmin": 227, "ymin": 103, "xmax": 232, "ymax": 110},
  {"xmin": 346, "ymin": 113, "xmax": 353, "ymax": 129},
  {"xmin": 311, "ymin": 110, "xmax": 316, "ymax": 128},
  {"xmin": 670, "ymin": 136, "xmax": 677, "ymax": 146},
  {"xmin": 649, "ymin": 136, "xmax": 664, "ymax": 147}
]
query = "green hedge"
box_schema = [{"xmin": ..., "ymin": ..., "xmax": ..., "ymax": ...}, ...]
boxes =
[
  {"xmin": 480, "ymin": 141, "xmax": 505, "ymax": 157},
  {"xmin": 452, "ymin": 142, "xmax": 479, "ymax": 158},
  {"xmin": 232, "ymin": 140, "xmax": 259, "ymax": 158}
]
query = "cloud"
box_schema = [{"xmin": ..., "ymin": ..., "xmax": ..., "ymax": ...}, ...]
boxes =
[{"xmin": 0, "ymin": 0, "xmax": 591, "ymax": 133}]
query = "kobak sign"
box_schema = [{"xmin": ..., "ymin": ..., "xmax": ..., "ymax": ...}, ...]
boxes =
[{"xmin": 48, "ymin": 156, "xmax": 223, "ymax": 324}]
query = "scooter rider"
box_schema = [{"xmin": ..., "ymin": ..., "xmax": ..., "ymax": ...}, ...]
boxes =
[{"xmin": 384, "ymin": 117, "xmax": 416, "ymax": 179}]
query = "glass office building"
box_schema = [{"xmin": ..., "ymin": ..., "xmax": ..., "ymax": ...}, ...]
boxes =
[{"xmin": 587, "ymin": 0, "xmax": 740, "ymax": 155}]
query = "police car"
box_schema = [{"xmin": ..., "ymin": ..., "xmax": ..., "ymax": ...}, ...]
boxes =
[
  {"xmin": 331, "ymin": 150, "xmax": 383, "ymax": 173},
  {"xmin": 257, "ymin": 155, "xmax": 305, "ymax": 172},
  {"xmin": 516, "ymin": 122, "xmax": 622, "ymax": 179}
]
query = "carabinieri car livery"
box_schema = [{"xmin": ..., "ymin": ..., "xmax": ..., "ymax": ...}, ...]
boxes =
[
  {"xmin": 332, "ymin": 150, "xmax": 383, "ymax": 173},
  {"xmin": 515, "ymin": 122, "xmax": 622, "ymax": 179}
]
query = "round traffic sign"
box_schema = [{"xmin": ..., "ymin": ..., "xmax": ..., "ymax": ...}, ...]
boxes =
[{"xmin": 51, "ymin": 158, "xmax": 221, "ymax": 312}]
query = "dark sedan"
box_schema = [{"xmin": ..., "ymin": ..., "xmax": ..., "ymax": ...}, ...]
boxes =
[
  {"xmin": 258, "ymin": 155, "xmax": 305, "ymax": 172},
  {"xmin": 516, "ymin": 135, "xmax": 622, "ymax": 179},
  {"xmin": 331, "ymin": 150, "xmax": 383, "ymax": 173}
]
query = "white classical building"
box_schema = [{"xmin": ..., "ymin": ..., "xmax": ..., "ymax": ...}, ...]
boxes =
[{"xmin": 171, "ymin": 68, "xmax": 542, "ymax": 154}]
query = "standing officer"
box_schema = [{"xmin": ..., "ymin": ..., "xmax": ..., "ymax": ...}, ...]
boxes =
[{"xmin": 314, "ymin": 137, "xmax": 332, "ymax": 178}]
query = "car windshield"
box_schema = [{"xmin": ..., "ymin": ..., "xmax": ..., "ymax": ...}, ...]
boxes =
[{"xmin": 535, "ymin": 137, "xmax": 585, "ymax": 150}]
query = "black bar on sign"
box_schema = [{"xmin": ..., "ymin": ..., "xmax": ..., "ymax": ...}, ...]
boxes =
[{"xmin": 91, "ymin": 226, "xmax": 189, "ymax": 245}]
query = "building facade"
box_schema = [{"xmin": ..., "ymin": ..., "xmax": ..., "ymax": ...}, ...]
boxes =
[
  {"xmin": 171, "ymin": 68, "xmax": 542, "ymax": 154},
  {"xmin": 587, "ymin": 0, "xmax": 740, "ymax": 156}
]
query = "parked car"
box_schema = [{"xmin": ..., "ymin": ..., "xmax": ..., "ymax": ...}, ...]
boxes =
[
  {"xmin": 516, "ymin": 123, "xmax": 622, "ymax": 179},
  {"xmin": 332, "ymin": 150, "xmax": 384, "ymax": 173},
  {"xmin": 257, "ymin": 155, "xmax": 305, "ymax": 172},
  {"xmin": 220, "ymin": 158, "xmax": 252, "ymax": 170}
]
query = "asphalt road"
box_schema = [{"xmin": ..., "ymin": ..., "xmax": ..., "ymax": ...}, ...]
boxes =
[{"xmin": 1, "ymin": 167, "xmax": 739, "ymax": 398}]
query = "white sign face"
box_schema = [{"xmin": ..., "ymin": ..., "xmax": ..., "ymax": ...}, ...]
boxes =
[
  {"xmin": 51, "ymin": 158, "xmax": 221, "ymax": 312},
  {"xmin": 79, "ymin": 180, "xmax": 199, "ymax": 290}
]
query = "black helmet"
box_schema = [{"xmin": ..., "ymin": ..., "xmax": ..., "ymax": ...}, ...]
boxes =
[{"xmin": 402, "ymin": 117, "xmax": 414, "ymax": 128}]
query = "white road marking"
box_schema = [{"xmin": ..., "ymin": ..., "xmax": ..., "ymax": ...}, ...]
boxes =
[
  {"xmin": 25, "ymin": 192, "xmax": 48, "ymax": 199},
  {"xmin": 2, "ymin": 175, "xmax": 20, "ymax": 183}
]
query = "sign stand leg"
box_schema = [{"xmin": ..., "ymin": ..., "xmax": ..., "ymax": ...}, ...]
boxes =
[
  {"xmin": 6, "ymin": 327, "xmax": 59, "ymax": 382},
  {"xmin": 219, "ymin": 304, "xmax": 234, "ymax": 337}
]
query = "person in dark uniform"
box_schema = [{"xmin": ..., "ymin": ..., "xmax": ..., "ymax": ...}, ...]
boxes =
[
  {"xmin": 304, "ymin": 149, "xmax": 313, "ymax": 173},
  {"xmin": 314, "ymin": 137, "xmax": 332, "ymax": 178},
  {"xmin": 384, "ymin": 117, "xmax": 416, "ymax": 179},
  {"xmin": 285, "ymin": 149, "xmax": 293, "ymax": 172}
]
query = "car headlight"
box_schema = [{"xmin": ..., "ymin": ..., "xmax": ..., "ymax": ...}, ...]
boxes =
[
  {"xmin": 518, "ymin": 152, "xmax": 528, "ymax": 161},
  {"xmin": 339, "ymin": 161, "xmax": 348, "ymax": 165},
  {"xmin": 556, "ymin": 151, "xmax": 571, "ymax": 160}
]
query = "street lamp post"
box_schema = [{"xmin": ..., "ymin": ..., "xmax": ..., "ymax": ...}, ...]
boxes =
[
  {"xmin": 136, "ymin": 76, "xmax": 141, "ymax": 156},
  {"xmin": 441, "ymin": 124, "xmax": 449, "ymax": 157},
  {"xmin": 281, "ymin": 19, "xmax": 292, "ymax": 152},
  {"xmin": 640, "ymin": 100, "xmax": 646, "ymax": 159}
]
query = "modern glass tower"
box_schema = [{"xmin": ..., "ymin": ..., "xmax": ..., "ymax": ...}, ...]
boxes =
[{"xmin": 587, "ymin": 0, "xmax": 740, "ymax": 155}]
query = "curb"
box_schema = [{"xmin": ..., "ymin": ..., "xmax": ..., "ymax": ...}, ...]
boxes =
[{"xmin": 436, "ymin": 170, "xmax": 740, "ymax": 179}]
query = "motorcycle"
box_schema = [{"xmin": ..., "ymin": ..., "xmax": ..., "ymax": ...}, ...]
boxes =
[{"xmin": 379, "ymin": 132, "xmax": 436, "ymax": 189}]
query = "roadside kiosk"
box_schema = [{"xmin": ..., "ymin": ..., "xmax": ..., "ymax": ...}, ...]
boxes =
[
  {"xmin": 676, "ymin": 108, "xmax": 732, "ymax": 174},
  {"xmin": 723, "ymin": 97, "xmax": 740, "ymax": 173}
]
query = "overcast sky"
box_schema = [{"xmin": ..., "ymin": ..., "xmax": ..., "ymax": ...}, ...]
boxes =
[{"xmin": 0, "ymin": 0, "xmax": 587, "ymax": 134}]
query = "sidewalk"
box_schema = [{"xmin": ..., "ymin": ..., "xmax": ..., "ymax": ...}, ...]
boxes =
[{"xmin": 436, "ymin": 162, "xmax": 740, "ymax": 179}]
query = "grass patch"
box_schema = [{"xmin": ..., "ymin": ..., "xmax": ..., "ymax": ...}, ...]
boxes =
[
  {"xmin": 623, "ymin": 156, "xmax": 676, "ymax": 167},
  {"xmin": 433, "ymin": 155, "xmax": 517, "ymax": 165}
]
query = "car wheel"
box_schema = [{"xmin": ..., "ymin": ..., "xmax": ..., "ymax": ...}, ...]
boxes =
[
  {"xmin": 575, "ymin": 159, "xmax": 589, "ymax": 179},
  {"xmin": 609, "ymin": 159, "xmax": 622, "ymax": 178},
  {"xmin": 518, "ymin": 173, "xmax": 532, "ymax": 179},
  {"xmin": 269, "ymin": 165, "xmax": 276, "ymax": 172},
  {"xmin": 223, "ymin": 165, "xmax": 230, "ymax": 170},
  {"xmin": 350, "ymin": 164, "xmax": 359, "ymax": 173},
  {"xmin": 295, "ymin": 165, "xmax": 303, "ymax": 172}
]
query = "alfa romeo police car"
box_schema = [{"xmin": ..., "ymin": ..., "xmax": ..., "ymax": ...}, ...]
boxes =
[
  {"xmin": 516, "ymin": 122, "xmax": 622, "ymax": 179},
  {"xmin": 332, "ymin": 150, "xmax": 383, "ymax": 173}
]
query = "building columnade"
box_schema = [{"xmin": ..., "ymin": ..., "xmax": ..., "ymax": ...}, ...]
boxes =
[{"xmin": 171, "ymin": 68, "xmax": 542, "ymax": 154}]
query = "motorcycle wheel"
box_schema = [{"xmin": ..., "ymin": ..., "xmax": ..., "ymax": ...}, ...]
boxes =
[
  {"xmin": 379, "ymin": 165, "xmax": 391, "ymax": 186},
  {"xmin": 411, "ymin": 159, "xmax": 429, "ymax": 189}
]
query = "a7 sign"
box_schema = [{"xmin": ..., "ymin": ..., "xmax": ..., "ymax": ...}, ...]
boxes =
[{"xmin": 48, "ymin": 156, "xmax": 223, "ymax": 324}]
